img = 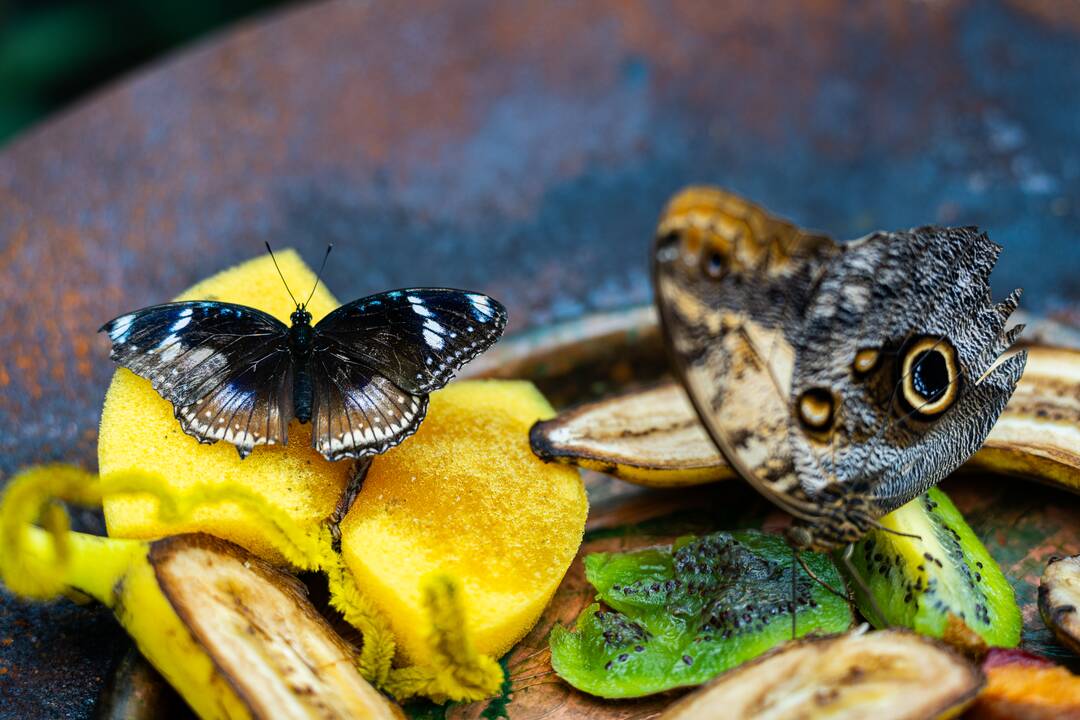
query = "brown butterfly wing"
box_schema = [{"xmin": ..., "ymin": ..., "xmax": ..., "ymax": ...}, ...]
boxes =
[
  {"xmin": 788, "ymin": 226, "xmax": 1026, "ymax": 516},
  {"xmin": 653, "ymin": 187, "xmax": 1026, "ymax": 548},
  {"xmin": 652, "ymin": 187, "xmax": 840, "ymax": 522}
]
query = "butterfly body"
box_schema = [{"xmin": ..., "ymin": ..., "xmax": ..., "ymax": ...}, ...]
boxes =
[
  {"xmin": 653, "ymin": 188, "xmax": 1026, "ymax": 551},
  {"xmin": 287, "ymin": 307, "xmax": 315, "ymax": 423},
  {"xmin": 102, "ymin": 288, "xmax": 507, "ymax": 462}
]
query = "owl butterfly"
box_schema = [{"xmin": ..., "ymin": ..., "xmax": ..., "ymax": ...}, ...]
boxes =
[{"xmin": 652, "ymin": 187, "xmax": 1026, "ymax": 552}]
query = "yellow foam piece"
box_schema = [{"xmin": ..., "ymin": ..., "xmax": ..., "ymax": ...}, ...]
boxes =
[
  {"xmin": 100, "ymin": 250, "xmax": 351, "ymax": 563},
  {"xmin": 341, "ymin": 380, "xmax": 587, "ymax": 664}
]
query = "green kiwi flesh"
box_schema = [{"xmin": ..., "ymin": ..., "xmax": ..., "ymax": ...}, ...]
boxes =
[
  {"xmin": 846, "ymin": 486, "xmax": 1020, "ymax": 648},
  {"xmin": 548, "ymin": 530, "xmax": 853, "ymax": 698}
]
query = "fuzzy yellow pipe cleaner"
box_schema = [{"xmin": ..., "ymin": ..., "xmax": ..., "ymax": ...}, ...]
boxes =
[{"xmin": 0, "ymin": 464, "xmax": 505, "ymax": 702}]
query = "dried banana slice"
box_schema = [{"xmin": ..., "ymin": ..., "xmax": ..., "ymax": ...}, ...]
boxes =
[
  {"xmin": 661, "ymin": 629, "xmax": 983, "ymax": 720},
  {"xmin": 529, "ymin": 383, "xmax": 732, "ymax": 486},
  {"xmin": 1039, "ymin": 554, "xmax": 1080, "ymax": 655},
  {"xmin": 531, "ymin": 346, "xmax": 1080, "ymax": 493}
]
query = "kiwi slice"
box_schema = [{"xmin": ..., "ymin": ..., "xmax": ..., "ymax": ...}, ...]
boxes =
[
  {"xmin": 549, "ymin": 531, "xmax": 853, "ymax": 698},
  {"xmin": 846, "ymin": 486, "xmax": 1020, "ymax": 648}
]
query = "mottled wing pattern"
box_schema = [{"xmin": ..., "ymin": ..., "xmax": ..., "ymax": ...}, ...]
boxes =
[
  {"xmin": 652, "ymin": 187, "xmax": 840, "ymax": 522},
  {"xmin": 653, "ymin": 187, "xmax": 1026, "ymax": 550},
  {"xmin": 790, "ymin": 227, "xmax": 1026, "ymax": 516},
  {"xmin": 101, "ymin": 301, "xmax": 293, "ymax": 457},
  {"xmin": 308, "ymin": 289, "xmax": 507, "ymax": 460}
]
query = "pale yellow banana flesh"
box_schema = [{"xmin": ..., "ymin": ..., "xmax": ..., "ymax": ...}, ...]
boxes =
[
  {"xmin": 11, "ymin": 525, "xmax": 401, "ymax": 720},
  {"xmin": 150, "ymin": 534, "xmax": 403, "ymax": 720},
  {"xmin": 530, "ymin": 346, "xmax": 1080, "ymax": 492},
  {"xmin": 1038, "ymin": 554, "xmax": 1080, "ymax": 656},
  {"xmin": 661, "ymin": 629, "xmax": 982, "ymax": 720}
]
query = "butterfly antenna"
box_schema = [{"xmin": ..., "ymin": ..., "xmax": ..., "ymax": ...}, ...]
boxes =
[
  {"xmin": 790, "ymin": 545, "xmax": 797, "ymax": 639},
  {"xmin": 265, "ymin": 242, "xmax": 299, "ymax": 307},
  {"xmin": 304, "ymin": 243, "xmax": 334, "ymax": 308}
]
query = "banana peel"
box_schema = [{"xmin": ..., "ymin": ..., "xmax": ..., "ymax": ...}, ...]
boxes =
[
  {"xmin": 530, "ymin": 346, "xmax": 1080, "ymax": 494},
  {"xmin": 529, "ymin": 382, "xmax": 732, "ymax": 486},
  {"xmin": 0, "ymin": 467, "xmax": 403, "ymax": 720}
]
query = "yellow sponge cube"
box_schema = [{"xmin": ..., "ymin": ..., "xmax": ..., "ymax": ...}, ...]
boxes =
[
  {"xmin": 340, "ymin": 380, "xmax": 588, "ymax": 664},
  {"xmin": 99, "ymin": 250, "xmax": 351, "ymax": 562}
]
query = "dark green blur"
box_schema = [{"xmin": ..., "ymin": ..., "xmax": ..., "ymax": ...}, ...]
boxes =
[{"xmin": 0, "ymin": 0, "xmax": 285, "ymax": 145}]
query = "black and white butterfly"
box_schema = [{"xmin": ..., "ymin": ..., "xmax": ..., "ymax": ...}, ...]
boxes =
[{"xmin": 101, "ymin": 248, "xmax": 507, "ymax": 461}]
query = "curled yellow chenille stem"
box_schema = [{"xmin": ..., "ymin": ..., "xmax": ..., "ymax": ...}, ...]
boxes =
[
  {"xmin": 326, "ymin": 563, "xmax": 397, "ymax": 686},
  {"xmin": 0, "ymin": 466, "xmax": 407, "ymax": 720},
  {"xmin": 3, "ymin": 463, "xmax": 506, "ymax": 703},
  {"xmin": 0, "ymin": 464, "xmax": 102, "ymax": 599},
  {"xmin": 385, "ymin": 575, "xmax": 505, "ymax": 703}
]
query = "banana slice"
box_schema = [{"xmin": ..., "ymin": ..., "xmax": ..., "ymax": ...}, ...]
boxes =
[
  {"xmin": 661, "ymin": 629, "xmax": 983, "ymax": 720},
  {"xmin": 530, "ymin": 346, "xmax": 1080, "ymax": 492},
  {"xmin": 1, "ymin": 491, "xmax": 403, "ymax": 720},
  {"xmin": 966, "ymin": 347, "xmax": 1080, "ymax": 491},
  {"xmin": 1039, "ymin": 554, "xmax": 1080, "ymax": 655},
  {"xmin": 151, "ymin": 534, "xmax": 403, "ymax": 719},
  {"xmin": 529, "ymin": 383, "xmax": 733, "ymax": 486}
]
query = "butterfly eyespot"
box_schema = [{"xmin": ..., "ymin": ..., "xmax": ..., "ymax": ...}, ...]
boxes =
[
  {"xmin": 796, "ymin": 387, "xmax": 836, "ymax": 432},
  {"xmin": 898, "ymin": 336, "xmax": 961, "ymax": 417},
  {"xmin": 701, "ymin": 248, "xmax": 727, "ymax": 279},
  {"xmin": 852, "ymin": 348, "xmax": 880, "ymax": 375}
]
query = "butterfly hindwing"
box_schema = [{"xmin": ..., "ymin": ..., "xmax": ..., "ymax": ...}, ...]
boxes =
[
  {"xmin": 309, "ymin": 355, "xmax": 428, "ymax": 460},
  {"xmin": 653, "ymin": 187, "xmax": 1025, "ymax": 548},
  {"xmin": 307, "ymin": 288, "xmax": 506, "ymax": 460},
  {"xmin": 102, "ymin": 301, "xmax": 294, "ymax": 456},
  {"xmin": 788, "ymin": 227, "xmax": 1026, "ymax": 514}
]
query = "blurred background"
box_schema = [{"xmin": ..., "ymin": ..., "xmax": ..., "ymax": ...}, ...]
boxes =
[{"xmin": 0, "ymin": 0, "xmax": 285, "ymax": 144}]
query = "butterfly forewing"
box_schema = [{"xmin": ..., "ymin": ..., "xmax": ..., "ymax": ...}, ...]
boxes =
[
  {"xmin": 307, "ymin": 288, "xmax": 507, "ymax": 459},
  {"xmin": 102, "ymin": 301, "xmax": 294, "ymax": 455},
  {"xmin": 652, "ymin": 188, "xmax": 840, "ymax": 521},
  {"xmin": 313, "ymin": 289, "xmax": 507, "ymax": 394}
]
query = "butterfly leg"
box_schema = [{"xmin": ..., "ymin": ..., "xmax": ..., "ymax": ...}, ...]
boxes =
[
  {"xmin": 838, "ymin": 542, "xmax": 892, "ymax": 629},
  {"xmin": 790, "ymin": 545, "xmax": 798, "ymax": 639},
  {"xmin": 326, "ymin": 455, "xmax": 372, "ymax": 552},
  {"xmin": 789, "ymin": 542, "xmax": 850, "ymax": 639},
  {"xmin": 795, "ymin": 549, "xmax": 850, "ymax": 602}
]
